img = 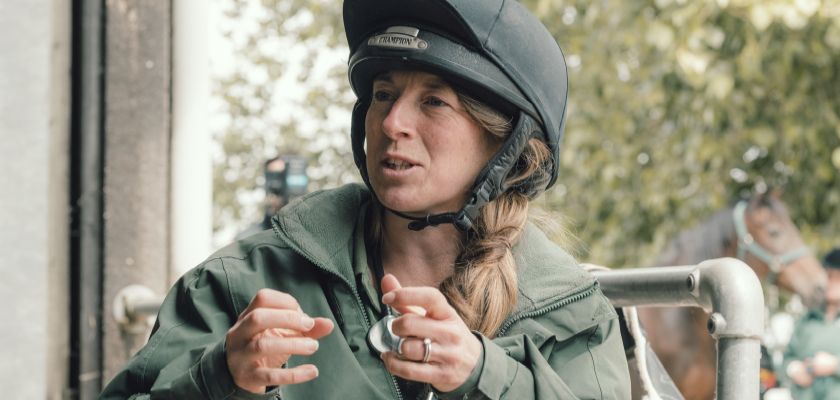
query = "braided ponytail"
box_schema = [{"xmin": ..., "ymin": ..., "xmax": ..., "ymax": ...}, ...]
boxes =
[
  {"xmin": 435, "ymin": 92, "xmax": 551, "ymax": 336},
  {"xmin": 440, "ymin": 137, "xmax": 551, "ymax": 337}
]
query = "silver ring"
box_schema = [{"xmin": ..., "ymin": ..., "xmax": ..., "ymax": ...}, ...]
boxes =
[
  {"xmin": 397, "ymin": 337, "xmax": 407, "ymax": 357},
  {"xmin": 422, "ymin": 337, "xmax": 432, "ymax": 363}
]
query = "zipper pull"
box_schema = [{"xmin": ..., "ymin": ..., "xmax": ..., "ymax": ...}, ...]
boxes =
[{"xmin": 423, "ymin": 384, "xmax": 436, "ymax": 400}]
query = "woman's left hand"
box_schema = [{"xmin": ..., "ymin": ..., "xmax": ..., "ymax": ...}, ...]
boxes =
[{"xmin": 379, "ymin": 274, "xmax": 483, "ymax": 393}]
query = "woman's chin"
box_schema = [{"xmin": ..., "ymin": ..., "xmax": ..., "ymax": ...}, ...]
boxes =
[
  {"xmin": 373, "ymin": 191, "xmax": 424, "ymax": 215},
  {"xmin": 373, "ymin": 187, "xmax": 463, "ymax": 216},
  {"xmin": 378, "ymin": 197, "xmax": 421, "ymax": 215}
]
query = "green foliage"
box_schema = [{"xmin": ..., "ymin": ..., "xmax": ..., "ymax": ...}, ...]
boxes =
[
  {"xmin": 214, "ymin": 0, "xmax": 840, "ymax": 264},
  {"xmin": 213, "ymin": 0, "xmax": 354, "ymax": 233}
]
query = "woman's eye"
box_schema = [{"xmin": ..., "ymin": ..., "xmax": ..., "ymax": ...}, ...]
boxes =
[
  {"xmin": 373, "ymin": 90, "xmax": 393, "ymax": 102},
  {"xmin": 425, "ymin": 96, "xmax": 446, "ymax": 107}
]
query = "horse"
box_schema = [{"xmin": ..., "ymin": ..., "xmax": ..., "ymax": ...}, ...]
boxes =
[{"xmin": 635, "ymin": 191, "xmax": 827, "ymax": 400}]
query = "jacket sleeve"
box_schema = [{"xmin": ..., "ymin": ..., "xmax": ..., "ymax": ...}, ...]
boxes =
[
  {"xmin": 99, "ymin": 258, "xmax": 281, "ymax": 400},
  {"xmin": 444, "ymin": 293, "xmax": 630, "ymax": 400}
]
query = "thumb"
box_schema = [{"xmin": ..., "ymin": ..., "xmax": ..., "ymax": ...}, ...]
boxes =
[
  {"xmin": 381, "ymin": 273, "xmax": 402, "ymax": 295},
  {"xmin": 380, "ymin": 274, "xmax": 427, "ymax": 316}
]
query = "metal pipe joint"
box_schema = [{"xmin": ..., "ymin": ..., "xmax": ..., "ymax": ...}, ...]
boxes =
[{"xmin": 592, "ymin": 257, "xmax": 765, "ymax": 400}]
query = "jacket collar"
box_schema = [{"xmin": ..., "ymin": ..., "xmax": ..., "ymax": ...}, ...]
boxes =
[
  {"xmin": 272, "ymin": 183, "xmax": 593, "ymax": 312},
  {"xmin": 272, "ymin": 183, "xmax": 371, "ymax": 285}
]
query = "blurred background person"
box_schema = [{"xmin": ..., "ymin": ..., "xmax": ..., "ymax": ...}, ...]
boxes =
[
  {"xmin": 783, "ymin": 248, "xmax": 840, "ymax": 400},
  {"xmin": 236, "ymin": 154, "xmax": 309, "ymax": 240}
]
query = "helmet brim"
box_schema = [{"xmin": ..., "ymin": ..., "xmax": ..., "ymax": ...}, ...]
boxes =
[{"xmin": 348, "ymin": 27, "xmax": 539, "ymax": 123}]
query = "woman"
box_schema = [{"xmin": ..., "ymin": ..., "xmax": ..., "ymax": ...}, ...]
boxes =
[{"xmin": 101, "ymin": 0, "xmax": 630, "ymax": 399}]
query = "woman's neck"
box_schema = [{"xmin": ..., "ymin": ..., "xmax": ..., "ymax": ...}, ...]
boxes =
[{"xmin": 378, "ymin": 211, "xmax": 465, "ymax": 287}]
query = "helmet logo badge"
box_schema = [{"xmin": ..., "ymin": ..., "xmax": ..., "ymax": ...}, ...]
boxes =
[{"xmin": 367, "ymin": 26, "xmax": 428, "ymax": 51}]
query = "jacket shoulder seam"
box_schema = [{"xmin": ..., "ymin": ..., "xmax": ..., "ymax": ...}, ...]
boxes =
[
  {"xmin": 205, "ymin": 241, "xmax": 293, "ymax": 264},
  {"xmin": 219, "ymin": 257, "xmax": 243, "ymax": 315}
]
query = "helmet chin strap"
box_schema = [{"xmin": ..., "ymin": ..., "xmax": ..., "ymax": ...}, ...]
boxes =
[{"xmin": 385, "ymin": 208, "xmax": 462, "ymax": 231}]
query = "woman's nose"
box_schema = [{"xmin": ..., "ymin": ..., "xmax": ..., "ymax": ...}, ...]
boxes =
[{"xmin": 381, "ymin": 97, "xmax": 416, "ymax": 140}]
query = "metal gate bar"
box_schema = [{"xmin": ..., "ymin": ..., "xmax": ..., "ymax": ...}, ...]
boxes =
[{"xmin": 592, "ymin": 258, "xmax": 764, "ymax": 400}]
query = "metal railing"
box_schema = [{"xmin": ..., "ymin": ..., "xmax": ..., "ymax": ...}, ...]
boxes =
[{"xmin": 593, "ymin": 257, "xmax": 764, "ymax": 400}]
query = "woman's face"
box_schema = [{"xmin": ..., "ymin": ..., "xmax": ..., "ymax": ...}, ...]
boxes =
[{"xmin": 364, "ymin": 70, "xmax": 501, "ymax": 215}]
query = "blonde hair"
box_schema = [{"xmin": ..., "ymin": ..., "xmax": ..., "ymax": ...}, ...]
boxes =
[
  {"xmin": 441, "ymin": 94, "xmax": 552, "ymax": 336},
  {"xmin": 368, "ymin": 93, "xmax": 553, "ymax": 337}
]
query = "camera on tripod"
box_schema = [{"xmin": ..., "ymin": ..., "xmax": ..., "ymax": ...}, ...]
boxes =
[{"xmin": 265, "ymin": 155, "xmax": 308, "ymax": 204}]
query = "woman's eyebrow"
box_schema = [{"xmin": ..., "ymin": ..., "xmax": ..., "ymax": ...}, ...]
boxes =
[
  {"xmin": 372, "ymin": 72, "xmax": 393, "ymax": 84},
  {"xmin": 422, "ymin": 77, "xmax": 450, "ymax": 91},
  {"xmin": 423, "ymin": 83, "xmax": 449, "ymax": 93}
]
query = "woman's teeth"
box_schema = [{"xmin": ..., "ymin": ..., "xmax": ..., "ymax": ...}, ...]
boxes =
[{"xmin": 385, "ymin": 159, "xmax": 411, "ymax": 170}]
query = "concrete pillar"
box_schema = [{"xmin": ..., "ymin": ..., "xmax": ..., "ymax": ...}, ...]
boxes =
[
  {"xmin": 101, "ymin": 0, "xmax": 172, "ymax": 384},
  {"xmin": 0, "ymin": 0, "xmax": 71, "ymax": 399}
]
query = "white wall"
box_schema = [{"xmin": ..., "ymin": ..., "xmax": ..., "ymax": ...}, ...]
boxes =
[
  {"xmin": 0, "ymin": 0, "xmax": 71, "ymax": 398},
  {"xmin": 171, "ymin": 0, "xmax": 213, "ymax": 280}
]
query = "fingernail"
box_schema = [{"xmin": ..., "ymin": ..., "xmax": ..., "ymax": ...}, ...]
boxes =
[
  {"xmin": 302, "ymin": 316, "xmax": 315, "ymax": 329},
  {"xmin": 309, "ymin": 339, "xmax": 319, "ymax": 352},
  {"xmin": 382, "ymin": 292, "xmax": 394, "ymax": 304}
]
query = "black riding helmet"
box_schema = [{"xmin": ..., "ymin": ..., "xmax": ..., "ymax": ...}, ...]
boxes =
[{"xmin": 345, "ymin": 0, "xmax": 568, "ymax": 231}]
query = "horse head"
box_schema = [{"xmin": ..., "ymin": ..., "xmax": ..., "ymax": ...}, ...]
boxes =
[{"xmin": 734, "ymin": 190, "xmax": 826, "ymax": 309}]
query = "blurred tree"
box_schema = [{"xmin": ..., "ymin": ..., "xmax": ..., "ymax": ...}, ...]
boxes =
[
  {"xmin": 212, "ymin": 0, "xmax": 353, "ymax": 235},
  {"xmin": 213, "ymin": 0, "xmax": 840, "ymax": 266}
]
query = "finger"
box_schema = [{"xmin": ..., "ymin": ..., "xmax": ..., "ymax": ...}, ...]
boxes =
[
  {"xmin": 239, "ymin": 289, "xmax": 301, "ymax": 321},
  {"xmin": 382, "ymin": 287, "xmax": 454, "ymax": 320},
  {"xmin": 301, "ymin": 317, "xmax": 334, "ymax": 339},
  {"xmin": 390, "ymin": 314, "xmax": 455, "ymax": 346},
  {"xmin": 235, "ymin": 308, "xmax": 316, "ymax": 340},
  {"xmin": 381, "ymin": 273, "xmax": 402, "ymax": 294},
  {"xmin": 381, "ymin": 351, "xmax": 443, "ymax": 384},
  {"xmin": 248, "ymin": 336, "xmax": 320, "ymax": 357},
  {"xmin": 395, "ymin": 336, "xmax": 445, "ymax": 363},
  {"xmin": 380, "ymin": 275, "xmax": 426, "ymax": 316},
  {"xmin": 253, "ymin": 364, "xmax": 320, "ymax": 387}
]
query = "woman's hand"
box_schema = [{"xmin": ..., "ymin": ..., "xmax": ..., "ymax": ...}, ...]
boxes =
[
  {"xmin": 786, "ymin": 360, "xmax": 814, "ymax": 387},
  {"xmin": 379, "ymin": 274, "xmax": 482, "ymax": 393},
  {"xmin": 811, "ymin": 351, "xmax": 839, "ymax": 377},
  {"xmin": 226, "ymin": 289, "xmax": 334, "ymax": 393}
]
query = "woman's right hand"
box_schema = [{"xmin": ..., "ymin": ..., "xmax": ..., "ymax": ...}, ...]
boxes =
[
  {"xmin": 811, "ymin": 351, "xmax": 839, "ymax": 377},
  {"xmin": 786, "ymin": 360, "xmax": 814, "ymax": 387},
  {"xmin": 226, "ymin": 289, "xmax": 334, "ymax": 393}
]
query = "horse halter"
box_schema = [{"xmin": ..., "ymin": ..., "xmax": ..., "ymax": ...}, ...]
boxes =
[{"xmin": 732, "ymin": 201, "xmax": 810, "ymax": 283}]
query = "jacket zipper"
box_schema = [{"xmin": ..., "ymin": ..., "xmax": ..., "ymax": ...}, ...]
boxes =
[
  {"xmin": 272, "ymin": 222, "xmax": 405, "ymax": 400},
  {"xmin": 497, "ymin": 283, "xmax": 599, "ymax": 336},
  {"xmin": 350, "ymin": 281, "xmax": 405, "ymax": 400}
]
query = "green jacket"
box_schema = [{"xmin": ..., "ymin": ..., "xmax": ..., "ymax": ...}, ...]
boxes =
[
  {"xmin": 101, "ymin": 184, "xmax": 630, "ymax": 400},
  {"xmin": 782, "ymin": 308, "xmax": 840, "ymax": 400}
]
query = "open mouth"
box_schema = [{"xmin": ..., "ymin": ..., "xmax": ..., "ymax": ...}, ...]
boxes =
[{"xmin": 383, "ymin": 158, "xmax": 415, "ymax": 171}]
